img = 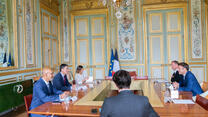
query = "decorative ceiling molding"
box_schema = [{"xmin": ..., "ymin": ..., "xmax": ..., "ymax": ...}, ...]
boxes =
[
  {"xmin": 71, "ymin": 0, "xmax": 106, "ymax": 11},
  {"xmin": 143, "ymin": 0, "xmax": 187, "ymax": 5}
]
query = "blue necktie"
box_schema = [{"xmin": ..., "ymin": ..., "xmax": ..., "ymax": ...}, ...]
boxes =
[{"xmin": 48, "ymin": 81, "xmax": 53, "ymax": 94}]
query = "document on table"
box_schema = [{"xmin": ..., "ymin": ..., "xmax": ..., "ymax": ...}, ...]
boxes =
[
  {"xmin": 85, "ymin": 76, "xmax": 93, "ymax": 83},
  {"xmin": 172, "ymin": 99, "xmax": 195, "ymax": 104},
  {"xmin": 154, "ymin": 79, "xmax": 169, "ymax": 83}
]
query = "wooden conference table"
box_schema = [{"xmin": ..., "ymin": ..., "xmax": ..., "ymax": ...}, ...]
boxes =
[{"xmin": 29, "ymin": 80, "xmax": 208, "ymax": 117}]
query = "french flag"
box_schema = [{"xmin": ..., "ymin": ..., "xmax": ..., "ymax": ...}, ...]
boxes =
[{"xmin": 112, "ymin": 49, "xmax": 120, "ymax": 76}]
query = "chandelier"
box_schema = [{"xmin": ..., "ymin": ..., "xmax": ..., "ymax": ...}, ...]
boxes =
[{"xmin": 99, "ymin": 0, "xmax": 135, "ymax": 19}]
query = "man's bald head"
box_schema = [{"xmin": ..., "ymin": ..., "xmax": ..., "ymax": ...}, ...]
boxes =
[
  {"xmin": 42, "ymin": 67, "xmax": 53, "ymax": 81},
  {"xmin": 42, "ymin": 67, "xmax": 52, "ymax": 74}
]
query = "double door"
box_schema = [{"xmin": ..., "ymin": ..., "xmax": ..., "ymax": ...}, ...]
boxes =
[
  {"xmin": 146, "ymin": 9, "xmax": 185, "ymax": 80},
  {"xmin": 74, "ymin": 15, "xmax": 107, "ymax": 79},
  {"xmin": 41, "ymin": 10, "xmax": 59, "ymax": 71}
]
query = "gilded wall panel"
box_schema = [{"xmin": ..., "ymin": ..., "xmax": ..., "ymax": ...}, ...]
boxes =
[
  {"xmin": 39, "ymin": 0, "xmax": 59, "ymax": 14},
  {"xmin": 143, "ymin": 0, "xmax": 187, "ymax": 5}
]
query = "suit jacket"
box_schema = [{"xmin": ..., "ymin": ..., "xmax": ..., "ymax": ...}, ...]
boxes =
[
  {"xmin": 179, "ymin": 71, "xmax": 203, "ymax": 96},
  {"xmin": 171, "ymin": 70, "xmax": 183, "ymax": 83},
  {"xmin": 30, "ymin": 78, "xmax": 62, "ymax": 111},
  {"xmin": 53, "ymin": 72, "xmax": 72, "ymax": 91},
  {"xmin": 100, "ymin": 90, "xmax": 159, "ymax": 117}
]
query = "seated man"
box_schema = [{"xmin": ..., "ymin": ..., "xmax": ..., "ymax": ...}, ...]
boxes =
[
  {"xmin": 170, "ymin": 60, "xmax": 183, "ymax": 84},
  {"xmin": 101, "ymin": 70, "xmax": 159, "ymax": 117},
  {"xmin": 30, "ymin": 67, "xmax": 69, "ymax": 117},
  {"xmin": 53, "ymin": 64, "xmax": 72, "ymax": 91},
  {"xmin": 173, "ymin": 62, "xmax": 203, "ymax": 96}
]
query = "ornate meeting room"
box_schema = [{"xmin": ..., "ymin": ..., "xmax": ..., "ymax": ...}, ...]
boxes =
[{"xmin": 1, "ymin": 0, "xmax": 208, "ymax": 117}]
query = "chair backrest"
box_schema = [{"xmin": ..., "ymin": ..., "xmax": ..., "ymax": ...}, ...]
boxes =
[
  {"xmin": 33, "ymin": 77, "xmax": 40, "ymax": 82},
  {"xmin": 24, "ymin": 94, "xmax": 33, "ymax": 117},
  {"xmin": 201, "ymin": 81, "xmax": 208, "ymax": 92},
  {"xmin": 129, "ymin": 71, "xmax": 137, "ymax": 77},
  {"xmin": 196, "ymin": 95, "xmax": 208, "ymax": 111}
]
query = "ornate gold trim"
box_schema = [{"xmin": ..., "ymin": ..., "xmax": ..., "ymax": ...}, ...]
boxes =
[
  {"xmin": 39, "ymin": 2, "xmax": 59, "ymax": 16},
  {"xmin": 0, "ymin": 77, "xmax": 17, "ymax": 85},
  {"xmin": 58, "ymin": 15, "xmax": 61, "ymax": 65},
  {"xmin": 71, "ymin": 0, "xmax": 106, "ymax": 11},
  {"xmin": 23, "ymin": 73, "xmax": 37, "ymax": 80},
  {"xmin": 0, "ymin": 0, "xmax": 19, "ymax": 70},
  {"xmin": 205, "ymin": 4, "xmax": 208, "ymax": 81},
  {"xmin": 189, "ymin": 62, "xmax": 207, "ymax": 65},
  {"xmin": 0, "ymin": 68, "xmax": 41, "ymax": 76}
]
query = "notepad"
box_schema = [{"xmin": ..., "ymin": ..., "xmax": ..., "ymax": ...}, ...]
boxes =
[{"xmin": 172, "ymin": 99, "xmax": 195, "ymax": 104}]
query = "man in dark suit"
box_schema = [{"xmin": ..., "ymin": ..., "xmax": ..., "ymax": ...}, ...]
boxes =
[
  {"xmin": 30, "ymin": 67, "xmax": 69, "ymax": 117},
  {"xmin": 100, "ymin": 70, "xmax": 159, "ymax": 117},
  {"xmin": 173, "ymin": 62, "xmax": 203, "ymax": 96},
  {"xmin": 170, "ymin": 60, "xmax": 183, "ymax": 84},
  {"xmin": 53, "ymin": 64, "xmax": 72, "ymax": 91}
]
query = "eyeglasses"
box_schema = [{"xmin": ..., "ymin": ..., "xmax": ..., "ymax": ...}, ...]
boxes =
[{"xmin": 45, "ymin": 72, "xmax": 53, "ymax": 75}]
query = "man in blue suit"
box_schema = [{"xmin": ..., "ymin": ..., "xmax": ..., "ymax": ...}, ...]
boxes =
[
  {"xmin": 173, "ymin": 62, "xmax": 203, "ymax": 96},
  {"xmin": 30, "ymin": 67, "xmax": 69, "ymax": 117},
  {"xmin": 53, "ymin": 64, "xmax": 72, "ymax": 91}
]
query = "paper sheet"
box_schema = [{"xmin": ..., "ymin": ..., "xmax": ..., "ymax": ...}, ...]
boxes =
[
  {"xmin": 85, "ymin": 76, "xmax": 93, "ymax": 83},
  {"xmin": 172, "ymin": 99, "xmax": 195, "ymax": 104}
]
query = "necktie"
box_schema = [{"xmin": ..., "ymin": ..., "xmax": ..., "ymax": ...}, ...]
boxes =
[
  {"xmin": 48, "ymin": 81, "xmax": 53, "ymax": 94},
  {"xmin": 64, "ymin": 75, "xmax": 67, "ymax": 86},
  {"xmin": 173, "ymin": 72, "xmax": 176, "ymax": 77}
]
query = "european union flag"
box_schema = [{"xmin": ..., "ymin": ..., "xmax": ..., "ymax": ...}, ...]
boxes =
[
  {"xmin": 3, "ymin": 52, "xmax": 7, "ymax": 64},
  {"xmin": 108, "ymin": 49, "xmax": 114, "ymax": 76},
  {"xmin": 8, "ymin": 52, "xmax": 12, "ymax": 66}
]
